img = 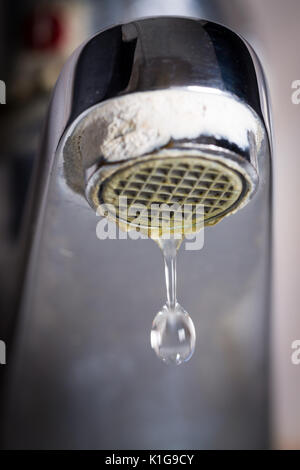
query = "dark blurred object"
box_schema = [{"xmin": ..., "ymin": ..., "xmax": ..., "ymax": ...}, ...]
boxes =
[
  {"xmin": 23, "ymin": 7, "xmax": 64, "ymax": 51},
  {"xmin": 0, "ymin": 0, "xmax": 93, "ymax": 344}
]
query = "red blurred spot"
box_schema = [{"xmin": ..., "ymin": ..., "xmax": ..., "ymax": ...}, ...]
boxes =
[{"xmin": 24, "ymin": 8, "xmax": 64, "ymax": 51}]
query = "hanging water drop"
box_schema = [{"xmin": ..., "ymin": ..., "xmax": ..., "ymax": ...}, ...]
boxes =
[
  {"xmin": 150, "ymin": 237, "xmax": 196, "ymax": 365},
  {"xmin": 151, "ymin": 303, "xmax": 196, "ymax": 365}
]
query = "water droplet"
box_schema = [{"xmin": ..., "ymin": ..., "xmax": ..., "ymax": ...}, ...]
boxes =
[
  {"xmin": 150, "ymin": 236, "xmax": 196, "ymax": 365},
  {"xmin": 151, "ymin": 303, "xmax": 196, "ymax": 365}
]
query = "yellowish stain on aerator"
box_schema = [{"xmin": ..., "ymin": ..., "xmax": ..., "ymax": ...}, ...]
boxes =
[{"xmin": 92, "ymin": 155, "xmax": 247, "ymax": 237}]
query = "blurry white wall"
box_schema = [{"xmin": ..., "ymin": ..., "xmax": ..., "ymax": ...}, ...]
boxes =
[{"xmin": 228, "ymin": 0, "xmax": 300, "ymax": 450}]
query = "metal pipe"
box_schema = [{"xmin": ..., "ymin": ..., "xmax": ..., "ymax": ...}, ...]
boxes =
[{"xmin": 1, "ymin": 17, "xmax": 272, "ymax": 449}]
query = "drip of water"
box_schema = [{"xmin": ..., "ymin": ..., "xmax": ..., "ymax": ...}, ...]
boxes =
[{"xmin": 150, "ymin": 237, "xmax": 196, "ymax": 365}]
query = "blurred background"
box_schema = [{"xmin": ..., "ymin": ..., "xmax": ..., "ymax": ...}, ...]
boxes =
[{"xmin": 0, "ymin": 0, "xmax": 299, "ymax": 449}]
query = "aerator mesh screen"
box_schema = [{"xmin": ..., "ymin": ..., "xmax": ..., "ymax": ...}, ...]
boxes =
[{"xmin": 99, "ymin": 156, "xmax": 245, "ymax": 231}]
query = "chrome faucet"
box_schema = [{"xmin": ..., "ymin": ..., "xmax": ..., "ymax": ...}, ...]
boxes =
[{"xmin": 1, "ymin": 17, "xmax": 272, "ymax": 449}]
